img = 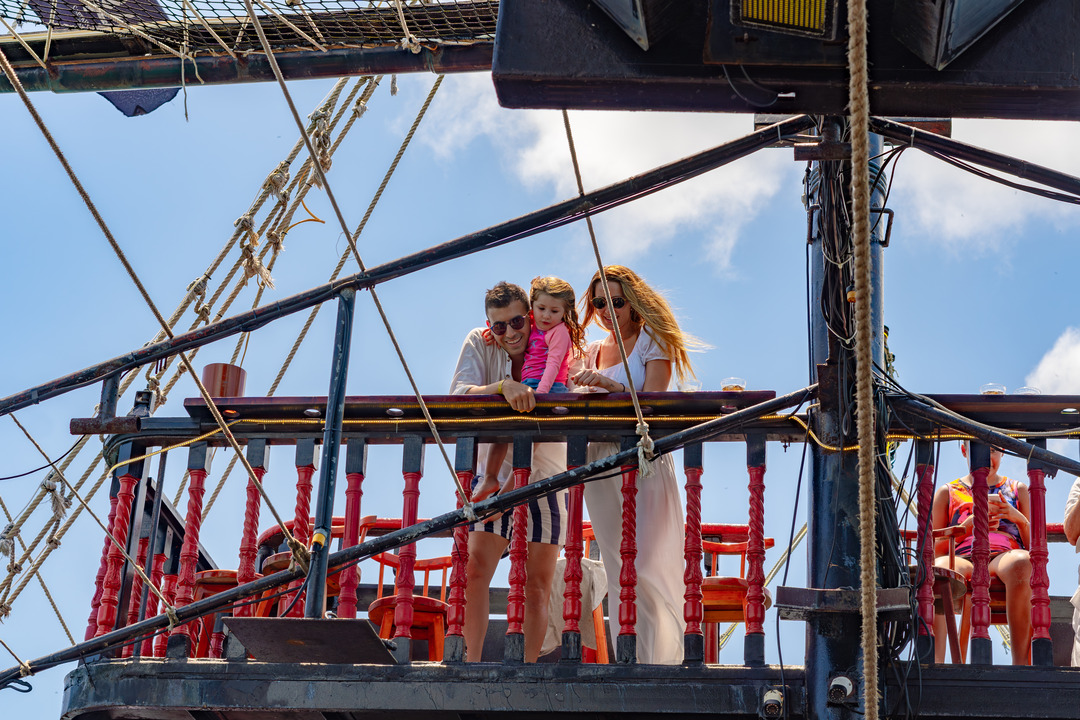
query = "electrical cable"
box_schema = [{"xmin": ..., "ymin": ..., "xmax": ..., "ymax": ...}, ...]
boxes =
[{"xmin": 0, "ymin": 438, "xmax": 82, "ymax": 481}]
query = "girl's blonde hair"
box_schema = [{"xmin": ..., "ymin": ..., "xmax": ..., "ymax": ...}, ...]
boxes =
[
  {"xmin": 580, "ymin": 265, "xmax": 705, "ymax": 384},
  {"xmin": 531, "ymin": 275, "xmax": 586, "ymax": 358}
]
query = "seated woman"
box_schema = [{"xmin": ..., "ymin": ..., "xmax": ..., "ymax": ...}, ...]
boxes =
[{"xmin": 931, "ymin": 442, "xmax": 1032, "ymax": 665}]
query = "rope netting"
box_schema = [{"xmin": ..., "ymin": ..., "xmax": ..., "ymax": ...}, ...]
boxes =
[{"xmin": 0, "ymin": 0, "xmax": 497, "ymax": 56}]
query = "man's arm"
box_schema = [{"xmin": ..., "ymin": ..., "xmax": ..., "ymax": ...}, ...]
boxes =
[{"xmin": 449, "ymin": 328, "xmax": 535, "ymax": 412}]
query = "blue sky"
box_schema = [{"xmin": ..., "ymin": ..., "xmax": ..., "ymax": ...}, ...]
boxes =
[{"xmin": 2, "ymin": 70, "xmax": 1080, "ymax": 716}]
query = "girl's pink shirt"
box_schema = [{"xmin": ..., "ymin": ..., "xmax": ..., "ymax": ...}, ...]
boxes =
[{"xmin": 520, "ymin": 322, "xmax": 571, "ymax": 392}]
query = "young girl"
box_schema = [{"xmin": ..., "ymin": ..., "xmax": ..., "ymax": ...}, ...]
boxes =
[{"xmin": 473, "ymin": 276, "xmax": 585, "ymax": 502}]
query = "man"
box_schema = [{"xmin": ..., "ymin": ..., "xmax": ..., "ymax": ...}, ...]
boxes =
[
  {"xmin": 1063, "ymin": 475, "xmax": 1080, "ymax": 665},
  {"xmin": 449, "ymin": 281, "xmax": 569, "ymax": 662}
]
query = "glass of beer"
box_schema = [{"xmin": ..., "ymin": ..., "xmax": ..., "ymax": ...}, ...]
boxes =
[
  {"xmin": 1015, "ymin": 386, "xmax": 1041, "ymax": 395},
  {"xmin": 678, "ymin": 379, "xmax": 702, "ymax": 393},
  {"xmin": 980, "ymin": 383, "xmax": 1006, "ymax": 395},
  {"xmin": 722, "ymin": 377, "xmax": 747, "ymax": 392}
]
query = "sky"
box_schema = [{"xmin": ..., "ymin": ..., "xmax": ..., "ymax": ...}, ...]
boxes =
[{"xmin": 2, "ymin": 62, "xmax": 1080, "ymax": 717}]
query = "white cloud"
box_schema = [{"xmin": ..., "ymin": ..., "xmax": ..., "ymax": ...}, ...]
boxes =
[
  {"xmin": 1027, "ymin": 327, "xmax": 1080, "ymax": 394},
  {"xmin": 892, "ymin": 119, "xmax": 1080, "ymax": 250},
  {"xmin": 419, "ymin": 74, "xmax": 793, "ymax": 271}
]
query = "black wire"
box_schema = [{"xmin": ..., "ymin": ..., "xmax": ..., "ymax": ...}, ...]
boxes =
[
  {"xmin": 776, "ymin": 423, "xmax": 810, "ymax": 720},
  {"xmin": 927, "ymin": 149, "xmax": 1080, "ymax": 206},
  {"xmin": 0, "ymin": 438, "xmax": 83, "ymax": 481}
]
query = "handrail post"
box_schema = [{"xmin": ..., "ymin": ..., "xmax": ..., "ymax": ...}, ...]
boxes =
[
  {"xmin": 95, "ymin": 442, "xmax": 146, "ymax": 640},
  {"xmin": 616, "ymin": 434, "xmax": 639, "ymax": 665},
  {"xmin": 391, "ymin": 435, "xmax": 425, "ymax": 663},
  {"xmin": 337, "ymin": 439, "xmax": 368, "ymax": 620},
  {"xmin": 914, "ymin": 439, "xmax": 936, "ymax": 663},
  {"xmin": 285, "ymin": 438, "xmax": 317, "ymax": 616},
  {"xmin": 306, "ymin": 287, "xmax": 356, "ymax": 618},
  {"xmin": 444, "ymin": 436, "xmax": 477, "ymax": 663},
  {"xmin": 167, "ymin": 442, "xmax": 211, "ymax": 656},
  {"xmin": 504, "ymin": 435, "xmax": 532, "ymax": 664},
  {"xmin": 744, "ymin": 434, "xmax": 767, "ymax": 667},
  {"xmin": 560, "ymin": 435, "xmax": 589, "ymax": 664},
  {"xmin": 682, "ymin": 442, "xmax": 704, "ymax": 665},
  {"xmin": 1027, "ymin": 437, "xmax": 1053, "ymax": 666},
  {"xmin": 968, "ymin": 441, "xmax": 993, "ymax": 664},
  {"xmin": 236, "ymin": 440, "xmax": 269, "ymax": 617}
]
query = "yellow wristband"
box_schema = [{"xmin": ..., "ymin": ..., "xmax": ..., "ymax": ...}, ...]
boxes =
[{"xmin": 497, "ymin": 379, "xmax": 504, "ymax": 395}]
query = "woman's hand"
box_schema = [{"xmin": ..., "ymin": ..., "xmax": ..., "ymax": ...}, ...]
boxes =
[
  {"xmin": 571, "ymin": 369, "xmax": 623, "ymax": 393},
  {"xmin": 500, "ymin": 379, "xmax": 536, "ymax": 413}
]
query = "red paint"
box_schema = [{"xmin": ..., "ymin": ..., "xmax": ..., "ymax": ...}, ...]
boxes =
[
  {"xmin": 506, "ymin": 467, "xmax": 531, "ymax": 636},
  {"xmin": 970, "ymin": 465, "xmax": 992, "ymax": 640},
  {"xmin": 744, "ymin": 465, "xmax": 767, "ymax": 636},
  {"xmin": 336, "ymin": 470, "xmax": 366, "ymax": 619},
  {"xmin": 284, "ymin": 464, "xmax": 315, "ymax": 617},
  {"xmin": 95, "ymin": 472, "xmax": 139, "ymax": 637},
  {"xmin": 683, "ymin": 467, "xmax": 704, "ymax": 635},
  {"xmin": 1028, "ymin": 467, "xmax": 1051, "ymax": 641},
  {"xmin": 618, "ymin": 465, "xmax": 638, "ymax": 638},
  {"xmin": 140, "ymin": 551, "xmax": 166, "ymax": 657},
  {"xmin": 235, "ymin": 466, "xmax": 267, "ymax": 618},
  {"xmin": 153, "ymin": 573, "xmax": 177, "ymax": 657},
  {"xmin": 446, "ymin": 471, "xmax": 473, "ymax": 639},
  {"xmin": 121, "ymin": 535, "xmax": 150, "ymax": 657},
  {"xmin": 85, "ymin": 490, "xmax": 121, "ymax": 640},
  {"xmin": 393, "ymin": 470, "xmax": 423, "ymax": 639},
  {"xmin": 916, "ymin": 462, "xmax": 936, "ymax": 639},
  {"xmin": 169, "ymin": 467, "xmax": 208, "ymax": 648}
]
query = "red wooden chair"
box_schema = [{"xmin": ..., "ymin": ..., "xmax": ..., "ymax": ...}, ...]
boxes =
[
  {"xmin": 367, "ymin": 552, "xmax": 452, "ymax": 661},
  {"xmin": 700, "ymin": 537, "xmax": 775, "ymax": 664}
]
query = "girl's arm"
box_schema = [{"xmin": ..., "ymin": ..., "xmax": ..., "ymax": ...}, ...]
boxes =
[{"xmin": 536, "ymin": 324, "xmax": 571, "ymax": 393}]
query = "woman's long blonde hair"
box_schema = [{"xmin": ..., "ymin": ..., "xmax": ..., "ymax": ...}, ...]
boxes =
[
  {"xmin": 531, "ymin": 275, "xmax": 586, "ymax": 358},
  {"xmin": 580, "ymin": 265, "xmax": 705, "ymax": 384}
]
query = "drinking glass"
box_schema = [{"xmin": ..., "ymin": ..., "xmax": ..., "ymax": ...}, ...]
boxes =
[
  {"xmin": 721, "ymin": 377, "xmax": 747, "ymax": 392},
  {"xmin": 980, "ymin": 383, "xmax": 1006, "ymax": 395}
]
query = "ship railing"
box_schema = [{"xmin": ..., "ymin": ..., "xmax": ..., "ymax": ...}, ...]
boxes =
[{"xmin": 78, "ymin": 389, "xmax": 808, "ymax": 666}]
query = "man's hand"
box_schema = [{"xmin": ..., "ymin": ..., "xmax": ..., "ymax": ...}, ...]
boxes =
[{"xmin": 501, "ymin": 379, "xmax": 536, "ymax": 413}]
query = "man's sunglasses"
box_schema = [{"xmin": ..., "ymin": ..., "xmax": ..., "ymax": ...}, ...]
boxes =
[
  {"xmin": 487, "ymin": 315, "xmax": 527, "ymax": 336},
  {"xmin": 591, "ymin": 296, "xmax": 627, "ymax": 310}
]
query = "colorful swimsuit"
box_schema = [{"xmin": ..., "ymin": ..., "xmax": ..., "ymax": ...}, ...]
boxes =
[{"xmin": 945, "ymin": 475, "xmax": 1024, "ymax": 557}]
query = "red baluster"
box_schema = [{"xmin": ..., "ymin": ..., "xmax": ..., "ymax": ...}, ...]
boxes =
[
  {"xmin": 446, "ymin": 469, "xmax": 473, "ymax": 640},
  {"xmin": 393, "ymin": 444, "xmax": 424, "ymax": 643},
  {"xmin": 95, "ymin": 471, "xmax": 140, "ymax": 637},
  {"xmin": 85, "ymin": 478, "xmax": 121, "ymax": 640},
  {"xmin": 506, "ymin": 466, "xmax": 531, "ymax": 640},
  {"xmin": 338, "ymin": 441, "xmax": 367, "ymax": 619},
  {"xmin": 915, "ymin": 453, "xmax": 936, "ymax": 649},
  {"xmin": 153, "ymin": 570, "xmax": 178, "ymax": 657},
  {"xmin": 970, "ymin": 461, "xmax": 992, "ymax": 647},
  {"xmin": 140, "ymin": 547, "xmax": 166, "ymax": 657},
  {"xmin": 682, "ymin": 466, "xmax": 704, "ymax": 637},
  {"xmin": 745, "ymin": 465, "xmax": 767, "ymax": 637},
  {"xmin": 209, "ymin": 614, "xmax": 226, "ymax": 658},
  {"xmin": 682, "ymin": 440, "xmax": 705, "ymax": 665},
  {"xmin": 236, "ymin": 440, "xmax": 269, "ymax": 618},
  {"xmin": 618, "ymin": 461, "xmax": 639, "ymax": 657},
  {"xmin": 562, "ymin": 481, "xmax": 585, "ymax": 638},
  {"xmin": 285, "ymin": 440, "xmax": 316, "ymax": 617},
  {"xmin": 1028, "ymin": 464, "xmax": 1050, "ymax": 645},
  {"xmin": 121, "ymin": 535, "xmax": 151, "ymax": 657},
  {"xmin": 170, "ymin": 444, "xmax": 211, "ymax": 649}
]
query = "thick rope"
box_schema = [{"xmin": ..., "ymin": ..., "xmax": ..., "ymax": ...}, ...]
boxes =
[
  {"xmin": 0, "ymin": 44, "xmax": 308, "ymax": 571},
  {"xmin": 239, "ymin": 6, "xmax": 473, "ymax": 512},
  {"xmin": 848, "ymin": 0, "xmax": 878, "ymax": 716},
  {"xmin": 393, "ymin": 0, "xmax": 422, "ymax": 53},
  {"xmin": 0, "ymin": 637, "xmax": 32, "ymax": 677},
  {"xmin": 561, "ymin": 110, "xmax": 655, "ymax": 478}
]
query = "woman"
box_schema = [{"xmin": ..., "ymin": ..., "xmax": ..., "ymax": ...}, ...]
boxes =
[
  {"xmin": 571, "ymin": 265, "xmax": 702, "ymax": 664},
  {"xmin": 931, "ymin": 442, "xmax": 1032, "ymax": 665}
]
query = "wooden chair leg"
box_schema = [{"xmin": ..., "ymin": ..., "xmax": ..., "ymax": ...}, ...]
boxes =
[
  {"xmin": 592, "ymin": 606, "xmax": 609, "ymax": 664},
  {"xmin": 432, "ymin": 617, "xmax": 445, "ymax": 662},
  {"xmin": 937, "ymin": 578, "xmax": 962, "ymax": 664},
  {"xmin": 703, "ymin": 622, "xmax": 718, "ymax": 664},
  {"xmin": 959, "ymin": 596, "xmax": 972, "ymax": 665}
]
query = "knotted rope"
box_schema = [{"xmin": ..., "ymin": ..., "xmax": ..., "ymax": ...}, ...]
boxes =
[
  {"xmin": 393, "ymin": 0, "xmax": 421, "ymax": 54},
  {"xmin": 848, "ymin": 0, "xmax": 879, "ymax": 717},
  {"xmin": 561, "ymin": 110, "xmax": 655, "ymax": 479}
]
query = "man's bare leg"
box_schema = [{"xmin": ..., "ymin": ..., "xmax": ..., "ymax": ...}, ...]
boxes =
[
  {"xmin": 523, "ymin": 541, "xmax": 560, "ymax": 663},
  {"xmin": 464, "ymin": 531, "xmax": 508, "ymax": 661}
]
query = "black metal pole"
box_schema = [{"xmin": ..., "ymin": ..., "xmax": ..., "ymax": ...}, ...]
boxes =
[
  {"xmin": 869, "ymin": 117, "xmax": 1080, "ymax": 199},
  {"xmin": 305, "ymin": 289, "xmax": 356, "ymax": 618},
  {"xmin": 132, "ymin": 451, "xmax": 168, "ymax": 657},
  {"xmin": 805, "ymin": 124, "xmax": 886, "ymax": 720},
  {"xmin": 0, "ymin": 115, "xmax": 814, "ymax": 418}
]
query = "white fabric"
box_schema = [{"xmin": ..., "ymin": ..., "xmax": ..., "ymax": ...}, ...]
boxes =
[
  {"xmin": 1066, "ymin": 476, "xmax": 1080, "ymax": 665},
  {"xmin": 449, "ymin": 327, "xmax": 569, "ymax": 545},
  {"xmin": 582, "ymin": 332, "xmax": 687, "ymax": 664},
  {"xmin": 541, "ymin": 556, "xmax": 608, "ymax": 656}
]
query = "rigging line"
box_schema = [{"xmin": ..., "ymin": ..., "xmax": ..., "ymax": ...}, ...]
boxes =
[
  {"xmin": 0, "ymin": 498, "xmax": 75, "ymax": 644},
  {"xmin": 0, "ymin": 15, "xmax": 46, "ymax": 71},
  {"xmin": 181, "ymin": 0, "xmax": 238, "ymax": 59},
  {"xmin": 9, "ymin": 415, "xmax": 176, "ymax": 616},
  {"xmin": 849, "ymin": 0, "xmax": 879, "ymax": 718},
  {"xmin": 239, "ymin": 5, "xmax": 473, "ymax": 507},
  {"xmin": 252, "ymin": 0, "xmax": 327, "ymax": 52},
  {"xmin": 561, "ymin": 109, "xmax": 657, "ymax": 477},
  {"xmin": 0, "ymin": 45, "xmax": 307, "ymax": 572}
]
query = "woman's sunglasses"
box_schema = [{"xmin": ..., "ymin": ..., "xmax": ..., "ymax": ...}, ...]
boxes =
[
  {"xmin": 591, "ymin": 296, "xmax": 626, "ymax": 310},
  {"xmin": 487, "ymin": 314, "xmax": 527, "ymax": 336}
]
